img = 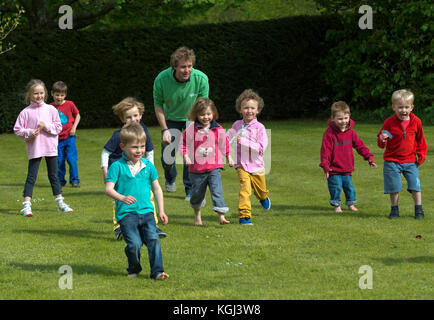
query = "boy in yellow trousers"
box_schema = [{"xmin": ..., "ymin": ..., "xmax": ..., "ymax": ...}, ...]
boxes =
[{"xmin": 227, "ymin": 89, "xmax": 271, "ymax": 225}]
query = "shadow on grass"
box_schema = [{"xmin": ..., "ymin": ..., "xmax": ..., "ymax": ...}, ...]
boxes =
[
  {"xmin": 373, "ymin": 256, "xmax": 434, "ymax": 265},
  {"xmin": 12, "ymin": 228, "xmax": 110, "ymax": 240},
  {"xmin": 0, "ymin": 208, "xmax": 19, "ymax": 215},
  {"xmin": 270, "ymin": 204, "xmax": 386, "ymax": 218},
  {"xmin": 8, "ymin": 262, "xmax": 122, "ymax": 276}
]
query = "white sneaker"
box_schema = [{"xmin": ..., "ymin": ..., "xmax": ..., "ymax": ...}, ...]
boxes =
[
  {"xmin": 57, "ymin": 201, "xmax": 73, "ymax": 213},
  {"xmin": 21, "ymin": 206, "xmax": 33, "ymax": 217},
  {"xmin": 165, "ymin": 182, "xmax": 176, "ymax": 192}
]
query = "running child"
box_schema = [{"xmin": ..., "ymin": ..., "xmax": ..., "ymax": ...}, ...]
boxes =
[
  {"xmin": 180, "ymin": 97, "xmax": 234, "ymax": 225},
  {"xmin": 320, "ymin": 101, "xmax": 378, "ymax": 213},
  {"xmin": 14, "ymin": 79, "xmax": 74, "ymax": 217},
  {"xmin": 105, "ymin": 122, "xmax": 169, "ymax": 280},
  {"xmin": 377, "ymin": 89, "xmax": 427, "ymax": 219},
  {"xmin": 101, "ymin": 97, "xmax": 166, "ymax": 239},
  {"xmin": 226, "ymin": 89, "xmax": 270, "ymax": 226}
]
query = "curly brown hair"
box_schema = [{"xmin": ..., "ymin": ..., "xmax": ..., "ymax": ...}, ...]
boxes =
[{"xmin": 235, "ymin": 89, "xmax": 264, "ymax": 113}]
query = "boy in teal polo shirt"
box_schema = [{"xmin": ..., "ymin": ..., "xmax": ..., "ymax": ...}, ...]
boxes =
[
  {"xmin": 105, "ymin": 122, "xmax": 169, "ymax": 280},
  {"xmin": 154, "ymin": 46, "xmax": 209, "ymax": 200}
]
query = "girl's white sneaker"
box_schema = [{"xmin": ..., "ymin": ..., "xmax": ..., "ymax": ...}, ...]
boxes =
[
  {"xmin": 57, "ymin": 201, "xmax": 73, "ymax": 213},
  {"xmin": 21, "ymin": 206, "xmax": 33, "ymax": 217}
]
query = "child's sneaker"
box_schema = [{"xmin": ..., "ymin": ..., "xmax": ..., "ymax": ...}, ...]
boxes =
[
  {"xmin": 56, "ymin": 197, "xmax": 73, "ymax": 213},
  {"xmin": 239, "ymin": 217, "xmax": 253, "ymax": 225},
  {"xmin": 260, "ymin": 197, "xmax": 271, "ymax": 210},
  {"xmin": 388, "ymin": 206, "xmax": 399, "ymax": 219},
  {"xmin": 21, "ymin": 203, "xmax": 33, "ymax": 217}
]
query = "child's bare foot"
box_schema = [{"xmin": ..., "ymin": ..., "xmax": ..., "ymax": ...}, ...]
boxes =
[
  {"xmin": 348, "ymin": 205, "xmax": 358, "ymax": 211},
  {"xmin": 155, "ymin": 272, "xmax": 169, "ymax": 280},
  {"xmin": 218, "ymin": 213, "xmax": 230, "ymax": 225},
  {"xmin": 194, "ymin": 210, "xmax": 203, "ymax": 226},
  {"xmin": 334, "ymin": 206, "xmax": 343, "ymax": 213}
]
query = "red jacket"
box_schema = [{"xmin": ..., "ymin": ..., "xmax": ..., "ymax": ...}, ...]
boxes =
[
  {"xmin": 377, "ymin": 113, "xmax": 427, "ymax": 165},
  {"xmin": 320, "ymin": 119, "xmax": 374, "ymax": 175}
]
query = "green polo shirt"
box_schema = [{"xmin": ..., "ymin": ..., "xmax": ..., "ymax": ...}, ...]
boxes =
[
  {"xmin": 106, "ymin": 153, "xmax": 158, "ymax": 222},
  {"xmin": 153, "ymin": 67, "xmax": 209, "ymax": 122}
]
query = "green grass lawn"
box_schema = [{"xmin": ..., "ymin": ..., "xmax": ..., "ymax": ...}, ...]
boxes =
[{"xmin": 0, "ymin": 120, "xmax": 432, "ymax": 300}]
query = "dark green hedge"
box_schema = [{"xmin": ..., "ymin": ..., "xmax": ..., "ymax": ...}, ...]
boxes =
[{"xmin": 0, "ymin": 15, "xmax": 340, "ymax": 133}]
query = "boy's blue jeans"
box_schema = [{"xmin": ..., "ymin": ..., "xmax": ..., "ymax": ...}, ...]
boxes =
[
  {"xmin": 327, "ymin": 174, "xmax": 356, "ymax": 207},
  {"xmin": 58, "ymin": 135, "xmax": 80, "ymax": 185},
  {"xmin": 119, "ymin": 213, "xmax": 164, "ymax": 279},
  {"xmin": 161, "ymin": 120, "xmax": 192, "ymax": 196}
]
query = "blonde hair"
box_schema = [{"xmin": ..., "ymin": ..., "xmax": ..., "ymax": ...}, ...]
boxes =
[
  {"xmin": 188, "ymin": 97, "xmax": 219, "ymax": 121},
  {"xmin": 120, "ymin": 121, "xmax": 147, "ymax": 146},
  {"xmin": 331, "ymin": 101, "xmax": 350, "ymax": 118},
  {"xmin": 235, "ymin": 89, "xmax": 264, "ymax": 113},
  {"xmin": 25, "ymin": 79, "xmax": 48, "ymax": 104},
  {"xmin": 392, "ymin": 89, "xmax": 414, "ymax": 105},
  {"xmin": 112, "ymin": 97, "xmax": 145, "ymax": 122},
  {"xmin": 170, "ymin": 46, "xmax": 196, "ymax": 68}
]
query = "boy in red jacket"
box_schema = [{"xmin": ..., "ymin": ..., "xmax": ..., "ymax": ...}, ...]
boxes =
[
  {"xmin": 377, "ymin": 89, "xmax": 427, "ymax": 219},
  {"xmin": 320, "ymin": 101, "xmax": 378, "ymax": 213}
]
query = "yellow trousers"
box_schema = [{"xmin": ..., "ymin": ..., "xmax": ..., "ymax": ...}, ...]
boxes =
[
  {"xmin": 113, "ymin": 191, "xmax": 158, "ymax": 230},
  {"xmin": 237, "ymin": 167, "xmax": 270, "ymax": 218}
]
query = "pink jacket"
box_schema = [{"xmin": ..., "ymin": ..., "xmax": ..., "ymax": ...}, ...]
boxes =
[
  {"xmin": 14, "ymin": 102, "xmax": 62, "ymax": 159},
  {"xmin": 180, "ymin": 120, "xmax": 230, "ymax": 173},
  {"xmin": 226, "ymin": 119, "xmax": 268, "ymax": 173}
]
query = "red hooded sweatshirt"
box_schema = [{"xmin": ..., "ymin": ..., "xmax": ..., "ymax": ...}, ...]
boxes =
[
  {"xmin": 320, "ymin": 119, "xmax": 374, "ymax": 175},
  {"xmin": 377, "ymin": 113, "xmax": 427, "ymax": 165}
]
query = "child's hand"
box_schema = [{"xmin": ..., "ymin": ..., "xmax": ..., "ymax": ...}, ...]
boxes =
[
  {"xmin": 69, "ymin": 128, "xmax": 76, "ymax": 136},
  {"xmin": 379, "ymin": 131, "xmax": 390, "ymax": 142},
  {"xmin": 159, "ymin": 212, "xmax": 168, "ymax": 225},
  {"xmin": 228, "ymin": 155, "xmax": 235, "ymax": 167},
  {"xmin": 323, "ymin": 171, "xmax": 330, "ymax": 180},
  {"xmin": 32, "ymin": 128, "xmax": 41, "ymax": 137},
  {"xmin": 120, "ymin": 195, "xmax": 136, "ymax": 205},
  {"xmin": 184, "ymin": 155, "xmax": 192, "ymax": 166},
  {"xmin": 237, "ymin": 136, "xmax": 242, "ymax": 144},
  {"xmin": 369, "ymin": 162, "xmax": 378, "ymax": 169},
  {"xmin": 38, "ymin": 121, "xmax": 45, "ymax": 129}
]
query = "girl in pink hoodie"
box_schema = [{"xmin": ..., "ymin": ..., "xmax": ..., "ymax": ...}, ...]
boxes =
[
  {"xmin": 180, "ymin": 98, "xmax": 234, "ymax": 225},
  {"xmin": 320, "ymin": 101, "xmax": 378, "ymax": 213},
  {"xmin": 14, "ymin": 79, "xmax": 73, "ymax": 217}
]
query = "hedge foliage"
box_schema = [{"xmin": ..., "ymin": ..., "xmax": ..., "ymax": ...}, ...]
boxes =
[
  {"xmin": 0, "ymin": 15, "xmax": 339, "ymax": 133},
  {"xmin": 319, "ymin": 0, "xmax": 434, "ymax": 123}
]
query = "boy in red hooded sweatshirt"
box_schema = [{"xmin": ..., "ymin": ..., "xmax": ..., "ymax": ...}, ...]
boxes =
[
  {"xmin": 377, "ymin": 89, "xmax": 427, "ymax": 219},
  {"xmin": 320, "ymin": 101, "xmax": 378, "ymax": 213}
]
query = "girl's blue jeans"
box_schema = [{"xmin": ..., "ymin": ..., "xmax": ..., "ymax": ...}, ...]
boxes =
[
  {"xmin": 327, "ymin": 174, "xmax": 356, "ymax": 207},
  {"xmin": 119, "ymin": 213, "xmax": 164, "ymax": 279},
  {"xmin": 189, "ymin": 169, "xmax": 228, "ymax": 213}
]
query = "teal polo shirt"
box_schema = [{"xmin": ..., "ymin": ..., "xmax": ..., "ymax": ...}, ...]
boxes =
[{"xmin": 106, "ymin": 153, "xmax": 158, "ymax": 222}]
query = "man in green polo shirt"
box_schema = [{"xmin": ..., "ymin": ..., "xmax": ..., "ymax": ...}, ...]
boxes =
[{"xmin": 153, "ymin": 46, "xmax": 209, "ymax": 200}]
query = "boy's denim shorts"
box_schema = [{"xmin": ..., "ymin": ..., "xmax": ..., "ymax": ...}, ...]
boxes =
[{"xmin": 383, "ymin": 161, "xmax": 421, "ymax": 194}]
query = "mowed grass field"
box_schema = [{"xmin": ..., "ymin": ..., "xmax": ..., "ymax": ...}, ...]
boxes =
[{"xmin": 0, "ymin": 120, "xmax": 432, "ymax": 300}]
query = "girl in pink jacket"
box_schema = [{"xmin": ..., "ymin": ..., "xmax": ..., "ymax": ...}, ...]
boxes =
[
  {"xmin": 180, "ymin": 98, "xmax": 234, "ymax": 225},
  {"xmin": 14, "ymin": 79, "xmax": 73, "ymax": 217}
]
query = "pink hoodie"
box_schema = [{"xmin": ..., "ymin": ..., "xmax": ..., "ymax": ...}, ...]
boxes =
[
  {"xmin": 226, "ymin": 119, "xmax": 268, "ymax": 173},
  {"xmin": 14, "ymin": 102, "xmax": 62, "ymax": 159},
  {"xmin": 180, "ymin": 120, "xmax": 230, "ymax": 173}
]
